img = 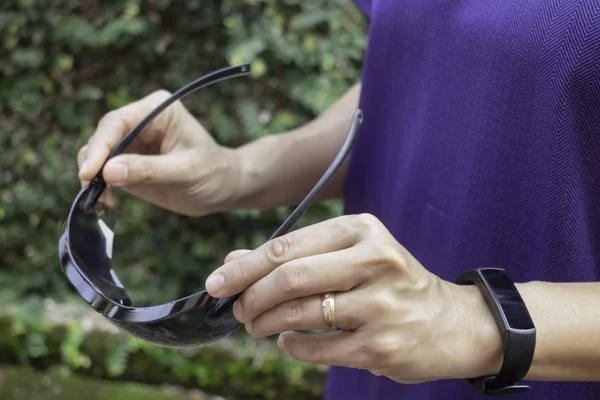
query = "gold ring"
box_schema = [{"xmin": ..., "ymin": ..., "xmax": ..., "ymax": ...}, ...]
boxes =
[{"xmin": 321, "ymin": 292, "xmax": 337, "ymax": 330}]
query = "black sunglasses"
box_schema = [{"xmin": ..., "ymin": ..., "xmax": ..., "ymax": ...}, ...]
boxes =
[{"xmin": 59, "ymin": 63, "xmax": 364, "ymax": 348}]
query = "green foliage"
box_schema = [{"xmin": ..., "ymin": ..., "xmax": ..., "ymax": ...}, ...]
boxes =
[
  {"xmin": 0, "ymin": 0, "xmax": 367, "ymax": 306},
  {"xmin": 0, "ymin": 366, "xmax": 220, "ymax": 400},
  {"xmin": 0, "ymin": 304, "xmax": 327, "ymax": 399}
]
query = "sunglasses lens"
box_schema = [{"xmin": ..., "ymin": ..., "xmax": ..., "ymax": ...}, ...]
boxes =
[
  {"xmin": 108, "ymin": 297, "xmax": 239, "ymax": 348},
  {"xmin": 65, "ymin": 186, "xmax": 240, "ymax": 347},
  {"xmin": 68, "ymin": 186, "xmax": 131, "ymax": 305}
]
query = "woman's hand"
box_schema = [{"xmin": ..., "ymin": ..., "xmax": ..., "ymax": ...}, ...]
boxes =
[
  {"xmin": 206, "ymin": 213, "xmax": 504, "ymax": 383},
  {"xmin": 78, "ymin": 90, "xmax": 240, "ymax": 216}
]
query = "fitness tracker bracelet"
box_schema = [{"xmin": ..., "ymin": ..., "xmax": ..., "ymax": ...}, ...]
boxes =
[{"xmin": 455, "ymin": 268, "xmax": 536, "ymax": 396}]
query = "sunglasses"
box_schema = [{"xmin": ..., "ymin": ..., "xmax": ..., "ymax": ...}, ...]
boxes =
[{"xmin": 59, "ymin": 63, "xmax": 364, "ymax": 348}]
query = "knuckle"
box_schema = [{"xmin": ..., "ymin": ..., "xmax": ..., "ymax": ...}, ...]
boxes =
[
  {"xmin": 98, "ymin": 109, "xmax": 121, "ymax": 126},
  {"xmin": 238, "ymin": 293, "xmax": 255, "ymax": 321},
  {"xmin": 338, "ymin": 311, "xmax": 361, "ymax": 331},
  {"xmin": 247, "ymin": 324, "xmax": 260, "ymax": 339},
  {"xmin": 345, "ymin": 311, "xmax": 362, "ymax": 331},
  {"xmin": 276, "ymin": 262, "xmax": 304, "ymax": 293},
  {"xmin": 137, "ymin": 157, "xmax": 153, "ymax": 182},
  {"xmin": 304, "ymin": 339, "xmax": 323, "ymax": 363},
  {"xmin": 77, "ymin": 145, "xmax": 87, "ymax": 158},
  {"xmin": 224, "ymin": 249, "xmax": 250, "ymax": 264},
  {"xmin": 344, "ymin": 213, "xmax": 383, "ymax": 238},
  {"xmin": 151, "ymin": 89, "xmax": 172, "ymax": 101},
  {"xmin": 240, "ymin": 290, "xmax": 254, "ymax": 311},
  {"xmin": 77, "ymin": 146, "xmax": 88, "ymax": 165},
  {"xmin": 366, "ymin": 334, "xmax": 397, "ymax": 367},
  {"xmin": 374, "ymin": 244, "xmax": 403, "ymax": 267},
  {"xmin": 125, "ymin": 156, "xmax": 152, "ymax": 183},
  {"xmin": 147, "ymin": 90, "xmax": 177, "ymax": 129},
  {"xmin": 234, "ymin": 258, "xmax": 247, "ymax": 284},
  {"xmin": 285, "ymin": 300, "xmax": 304, "ymax": 326},
  {"xmin": 149, "ymin": 90, "xmax": 175, "ymax": 112},
  {"xmin": 265, "ymin": 235, "xmax": 294, "ymax": 264},
  {"xmin": 354, "ymin": 213, "xmax": 381, "ymax": 230},
  {"xmin": 368, "ymin": 290, "xmax": 398, "ymax": 316}
]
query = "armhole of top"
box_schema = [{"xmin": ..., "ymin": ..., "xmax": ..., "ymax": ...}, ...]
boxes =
[{"xmin": 353, "ymin": 0, "xmax": 372, "ymax": 17}]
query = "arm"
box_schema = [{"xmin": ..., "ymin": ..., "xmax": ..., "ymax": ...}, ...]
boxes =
[
  {"xmin": 78, "ymin": 82, "xmax": 361, "ymax": 217},
  {"xmin": 222, "ymin": 83, "xmax": 362, "ymax": 211},
  {"xmin": 475, "ymin": 281, "xmax": 600, "ymax": 381}
]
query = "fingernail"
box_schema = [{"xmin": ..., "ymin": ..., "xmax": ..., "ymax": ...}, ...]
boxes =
[
  {"xmin": 245, "ymin": 321, "xmax": 253, "ymax": 334},
  {"xmin": 277, "ymin": 334, "xmax": 284, "ymax": 348},
  {"xmin": 233, "ymin": 301, "xmax": 244, "ymax": 321},
  {"xmin": 205, "ymin": 273, "xmax": 224, "ymax": 295},
  {"xmin": 104, "ymin": 162, "xmax": 128, "ymax": 185},
  {"xmin": 78, "ymin": 160, "xmax": 89, "ymax": 179}
]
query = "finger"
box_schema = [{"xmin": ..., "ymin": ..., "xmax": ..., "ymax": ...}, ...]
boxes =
[
  {"xmin": 78, "ymin": 145, "xmax": 90, "ymax": 187},
  {"xmin": 277, "ymin": 330, "xmax": 366, "ymax": 368},
  {"xmin": 224, "ymin": 249, "xmax": 252, "ymax": 264},
  {"xmin": 245, "ymin": 291, "xmax": 361, "ymax": 338},
  {"xmin": 97, "ymin": 187, "xmax": 114, "ymax": 209},
  {"xmin": 101, "ymin": 151, "xmax": 196, "ymax": 186},
  {"xmin": 205, "ymin": 215, "xmax": 366, "ymax": 297},
  {"xmin": 234, "ymin": 247, "xmax": 371, "ymax": 323},
  {"xmin": 77, "ymin": 145, "xmax": 88, "ymax": 169},
  {"xmin": 79, "ymin": 90, "xmax": 176, "ymax": 181},
  {"xmin": 78, "ymin": 141, "xmax": 141, "ymax": 186}
]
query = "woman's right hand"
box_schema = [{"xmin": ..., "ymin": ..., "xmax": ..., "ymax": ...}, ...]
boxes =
[{"xmin": 77, "ymin": 90, "xmax": 240, "ymax": 217}]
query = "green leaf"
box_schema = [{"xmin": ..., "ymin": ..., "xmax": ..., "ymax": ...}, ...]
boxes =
[
  {"xmin": 11, "ymin": 48, "xmax": 44, "ymax": 68},
  {"xmin": 52, "ymin": 15, "xmax": 97, "ymax": 49}
]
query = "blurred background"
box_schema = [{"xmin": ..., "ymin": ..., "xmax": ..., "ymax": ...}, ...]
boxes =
[{"xmin": 0, "ymin": 0, "xmax": 367, "ymax": 399}]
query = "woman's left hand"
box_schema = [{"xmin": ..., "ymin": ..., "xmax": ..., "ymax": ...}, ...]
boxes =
[{"xmin": 205, "ymin": 213, "xmax": 503, "ymax": 384}]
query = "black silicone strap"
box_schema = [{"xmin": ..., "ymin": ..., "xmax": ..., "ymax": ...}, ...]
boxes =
[{"xmin": 456, "ymin": 268, "xmax": 536, "ymax": 396}]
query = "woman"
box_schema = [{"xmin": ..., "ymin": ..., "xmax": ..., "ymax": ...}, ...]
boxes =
[{"xmin": 78, "ymin": 0, "xmax": 600, "ymax": 399}]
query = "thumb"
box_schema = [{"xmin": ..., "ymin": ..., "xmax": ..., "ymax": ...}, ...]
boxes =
[
  {"xmin": 224, "ymin": 249, "xmax": 252, "ymax": 264},
  {"xmin": 102, "ymin": 153, "xmax": 192, "ymax": 186}
]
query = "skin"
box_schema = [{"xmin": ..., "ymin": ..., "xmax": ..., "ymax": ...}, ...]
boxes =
[{"xmin": 79, "ymin": 83, "xmax": 600, "ymax": 385}]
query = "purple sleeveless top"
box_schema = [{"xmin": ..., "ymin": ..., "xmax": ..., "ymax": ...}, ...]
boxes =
[{"xmin": 328, "ymin": 0, "xmax": 600, "ymax": 399}]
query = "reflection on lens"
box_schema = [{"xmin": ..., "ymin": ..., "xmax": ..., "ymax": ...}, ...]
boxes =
[
  {"xmin": 69, "ymin": 186, "xmax": 132, "ymax": 305},
  {"xmin": 109, "ymin": 296, "xmax": 239, "ymax": 348}
]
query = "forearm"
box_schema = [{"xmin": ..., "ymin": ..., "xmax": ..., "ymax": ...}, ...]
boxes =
[
  {"xmin": 518, "ymin": 281, "xmax": 600, "ymax": 381},
  {"xmin": 221, "ymin": 83, "xmax": 361, "ymax": 211},
  {"xmin": 475, "ymin": 281, "xmax": 600, "ymax": 382}
]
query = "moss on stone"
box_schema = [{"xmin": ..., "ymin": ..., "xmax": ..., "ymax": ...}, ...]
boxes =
[
  {"xmin": 0, "ymin": 365, "xmax": 220, "ymax": 400},
  {"xmin": 0, "ymin": 304, "xmax": 327, "ymax": 400}
]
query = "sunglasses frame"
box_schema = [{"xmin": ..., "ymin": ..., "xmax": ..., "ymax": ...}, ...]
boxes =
[{"xmin": 58, "ymin": 63, "xmax": 364, "ymax": 347}]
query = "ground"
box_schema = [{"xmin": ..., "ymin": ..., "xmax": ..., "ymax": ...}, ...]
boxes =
[{"xmin": 0, "ymin": 365, "xmax": 226, "ymax": 400}]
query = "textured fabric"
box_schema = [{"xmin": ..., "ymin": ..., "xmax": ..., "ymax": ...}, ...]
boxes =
[{"xmin": 327, "ymin": 0, "xmax": 600, "ymax": 399}]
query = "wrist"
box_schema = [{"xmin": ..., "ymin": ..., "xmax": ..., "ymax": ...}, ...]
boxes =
[
  {"xmin": 453, "ymin": 283, "xmax": 504, "ymax": 380},
  {"xmin": 203, "ymin": 145, "xmax": 246, "ymax": 214},
  {"xmin": 208, "ymin": 132, "xmax": 290, "ymax": 213}
]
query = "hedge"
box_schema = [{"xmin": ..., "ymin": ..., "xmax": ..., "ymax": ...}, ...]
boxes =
[
  {"xmin": 0, "ymin": 0, "xmax": 367, "ymax": 305},
  {"xmin": 1, "ymin": 0, "xmax": 368, "ymax": 397}
]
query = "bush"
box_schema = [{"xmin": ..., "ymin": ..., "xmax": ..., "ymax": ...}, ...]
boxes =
[
  {"xmin": 0, "ymin": 300, "xmax": 328, "ymax": 400},
  {"xmin": 0, "ymin": 0, "xmax": 367, "ymax": 306}
]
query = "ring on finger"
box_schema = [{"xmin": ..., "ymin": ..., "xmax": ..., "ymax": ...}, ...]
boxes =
[{"xmin": 321, "ymin": 292, "xmax": 337, "ymax": 330}]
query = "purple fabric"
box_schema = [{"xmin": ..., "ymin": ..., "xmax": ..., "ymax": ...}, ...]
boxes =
[{"xmin": 328, "ymin": 0, "xmax": 600, "ymax": 399}]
